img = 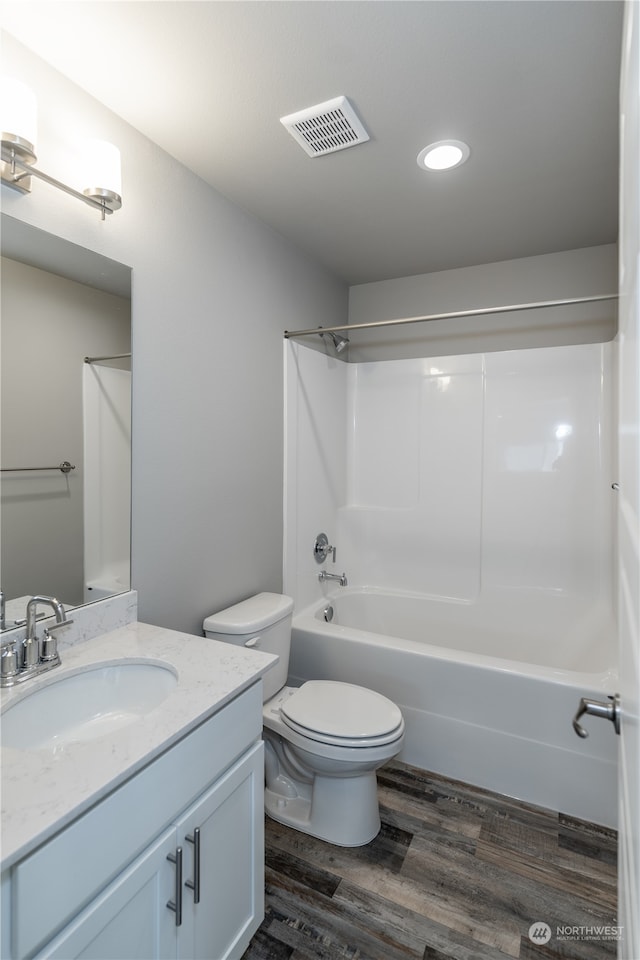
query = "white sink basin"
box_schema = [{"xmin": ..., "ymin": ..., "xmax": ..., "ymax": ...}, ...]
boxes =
[{"xmin": 1, "ymin": 661, "xmax": 178, "ymax": 752}]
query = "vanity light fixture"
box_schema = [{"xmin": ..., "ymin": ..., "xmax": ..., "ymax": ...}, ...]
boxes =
[
  {"xmin": 417, "ymin": 139, "xmax": 470, "ymax": 171},
  {"xmin": 0, "ymin": 78, "xmax": 122, "ymax": 220},
  {"xmin": 79, "ymin": 139, "xmax": 122, "ymax": 214}
]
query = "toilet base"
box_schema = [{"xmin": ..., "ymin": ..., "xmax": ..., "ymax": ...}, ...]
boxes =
[{"xmin": 265, "ymin": 770, "xmax": 381, "ymax": 847}]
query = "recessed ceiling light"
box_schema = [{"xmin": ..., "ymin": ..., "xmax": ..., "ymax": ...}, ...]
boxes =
[{"xmin": 417, "ymin": 140, "xmax": 470, "ymax": 171}]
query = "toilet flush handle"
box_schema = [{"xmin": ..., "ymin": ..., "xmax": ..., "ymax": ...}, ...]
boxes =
[{"xmin": 244, "ymin": 636, "xmax": 260, "ymax": 648}]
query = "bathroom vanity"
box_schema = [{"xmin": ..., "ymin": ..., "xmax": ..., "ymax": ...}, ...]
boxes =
[{"xmin": 0, "ymin": 620, "xmax": 276, "ymax": 959}]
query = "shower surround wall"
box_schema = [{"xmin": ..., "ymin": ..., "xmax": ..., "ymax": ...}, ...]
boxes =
[
  {"xmin": 284, "ymin": 337, "xmax": 616, "ymax": 818},
  {"xmin": 284, "ymin": 344, "xmax": 348, "ymax": 610},
  {"xmin": 83, "ymin": 364, "xmax": 132, "ymax": 601},
  {"xmin": 285, "ymin": 340, "xmax": 614, "ymax": 627},
  {"xmin": 344, "ymin": 345, "xmax": 613, "ymax": 609}
]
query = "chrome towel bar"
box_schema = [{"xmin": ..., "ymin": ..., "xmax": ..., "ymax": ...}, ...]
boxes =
[
  {"xmin": 1, "ymin": 461, "xmax": 76, "ymax": 474},
  {"xmin": 84, "ymin": 353, "xmax": 131, "ymax": 364}
]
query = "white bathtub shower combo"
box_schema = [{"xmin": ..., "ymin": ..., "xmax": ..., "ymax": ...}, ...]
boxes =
[
  {"xmin": 283, "ymin": 337, "xmax": 618, "ymax": 828},
  {"xmin": 289, "ymin": 588, "xmax": 616, "ymax": 826}
]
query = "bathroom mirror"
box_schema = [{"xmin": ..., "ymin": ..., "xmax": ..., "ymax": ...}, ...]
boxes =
[{"xmin": 0, "ymin": 214, "xmax": 132, "ymax": 630}]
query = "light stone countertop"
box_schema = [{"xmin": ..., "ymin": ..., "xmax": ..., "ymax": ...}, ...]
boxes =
[{"xmin": 0, "ymin": 621, "xmax": 277, "ymax": 870}]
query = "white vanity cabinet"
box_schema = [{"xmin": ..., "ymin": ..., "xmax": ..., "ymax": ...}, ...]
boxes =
[
  {"xmin": 34, "ymin": 827, "xmax": 178, "ymax": 960},
  {"xmin": 4, "ymin": 682, "xmax": 265, "ymax": 960},
  {"xmin": 174, "ymin": 745, "xmax": 263, "ymax": 960}
]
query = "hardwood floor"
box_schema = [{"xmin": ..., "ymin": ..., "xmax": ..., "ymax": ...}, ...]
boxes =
[{"xmin": 242, "ymin": 761, "xmax": 618, "ymax": 960}]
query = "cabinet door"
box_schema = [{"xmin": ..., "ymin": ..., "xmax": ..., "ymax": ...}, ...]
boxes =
[
  {"xmin": 177, "ymin": 742, "xmax": 264, "ymax": 960},
  {"xmin": 35, "ymin": 827, "xmax": 177, "ymax": 960}
]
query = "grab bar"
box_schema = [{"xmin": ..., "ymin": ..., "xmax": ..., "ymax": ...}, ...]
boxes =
[{"xmin": 1, "ymin": 461, "xmax": 76, "ymax": 474}]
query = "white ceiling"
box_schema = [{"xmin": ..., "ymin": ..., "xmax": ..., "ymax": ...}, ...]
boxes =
[{"xmin": 0, "ymin": 1, "xmax": 624, "ymax": 286}]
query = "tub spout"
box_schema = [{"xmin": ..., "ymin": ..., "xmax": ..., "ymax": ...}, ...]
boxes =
[{"xmin": 318, "ymin": 570, "xmax": 347, "ymax": 587}]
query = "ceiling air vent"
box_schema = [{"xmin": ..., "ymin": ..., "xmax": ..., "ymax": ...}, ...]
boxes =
[{"xmin": 280, "ymin": 96, "xmax": 370, "ymax": 158}]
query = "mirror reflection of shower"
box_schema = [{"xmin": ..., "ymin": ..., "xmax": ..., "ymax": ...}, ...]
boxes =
[
  {"xmin": 0, "ymin": 243, "xmax": 131, "ymax": 616},
  {"xmin": 83, "ymin": 353, "xmax": 132, "ymax": 603},
  {"xmin": 318, "ymin": 326, "xmax": 349, "ymax": 354}
]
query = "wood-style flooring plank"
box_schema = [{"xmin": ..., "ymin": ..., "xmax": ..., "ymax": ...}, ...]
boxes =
[
  {"xmin": 242, "ymin": 761, "xmax": 618, "ymax": 960},
  {"xmin": 398, "ymin": 833, "xmax": 523, "ymax": 957},
  {"xmin": 474, "ymin": 837, "xmax": 617, "ymax": 914},
  {"xmin": 378, "ymin": 784, "xmax": 483, "ymax": 842},
  {"xmin": 266, "ymin": 818, "xmax": 521, "ymax": 956},
  {"xmin": 479, "ymin": 811, "xmax": 616, "ymax": 883},
  {"xmin": 263, "ymin": 867, "xmax": 423, "ymax": 960},
  {"xmin": 333, "ymin": 880, "xmax": 518, "ymax": 960},
  {"xmin": 381, "ymin": 765, "xmax": 560, "ymax": 836}
]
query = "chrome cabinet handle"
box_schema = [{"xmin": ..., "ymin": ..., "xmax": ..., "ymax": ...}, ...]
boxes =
[
  {"xmin": 166, "ymin": 847, "xmax": 183, "ymax": 926},
  {"xmin": 572, "ymin": 694, "xmax": 621, "ymax": 738},
  {"xmin": 185, "ymin": 827, "xmax": 201, "ymax": 903}
]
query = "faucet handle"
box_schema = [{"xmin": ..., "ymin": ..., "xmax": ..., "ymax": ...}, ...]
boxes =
[
  {"xmin": 40, "ymin": 629, "xmax": 59, "ymax": 663},
  {"xmin": 47, "ymin": 618, "xmax": 74, "ymax": 632},
  {"xmin": 14, "ymin": 614, "xmax": 73, "ymax": 630},
  {"xmin": 1, "ymin": 642, "xmax": 19, "ymax": 680},
  {"xmin": 13, "ymin": 612, "xmax": 45, "ymax": 627}
]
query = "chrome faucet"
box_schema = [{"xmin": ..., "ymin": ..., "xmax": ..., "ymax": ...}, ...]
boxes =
[
  {"xmin": 25, "ymin": 595, "xmax": 67, "ymax": 640},
  {"xmin": 23, "ymin": 596, "xmax": 68, "ymax": 668},
  {"xmin": 0, "ymin": 595, "xmax": 72, "ymax": 687},
  {"xmin": 318, "ymin": 570, "xmax": 348, "ymax": 587}
]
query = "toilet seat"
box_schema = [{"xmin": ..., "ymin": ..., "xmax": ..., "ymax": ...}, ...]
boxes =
[{"xmin": 280, "ymin": 680, "xmax": 404, "ymax": 748}]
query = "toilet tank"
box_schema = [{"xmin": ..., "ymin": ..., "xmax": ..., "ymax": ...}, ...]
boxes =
[{"xmin": 203, "ymin": 592, "xmax": 293, "ymax": 701}]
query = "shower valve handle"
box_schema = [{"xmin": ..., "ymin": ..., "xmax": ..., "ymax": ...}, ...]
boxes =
[{"xmin": 314, "ymin": 533, "xmax": 336, "ymax": 564}]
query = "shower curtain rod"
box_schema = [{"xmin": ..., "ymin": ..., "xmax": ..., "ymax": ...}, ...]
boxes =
[
  {"xmin": 84, "ymin": 353, "xmax": 132, "ymax": 364},
  {"xmin": 283, "ymin": 293, "xmax": 618, "ymax": 340}
]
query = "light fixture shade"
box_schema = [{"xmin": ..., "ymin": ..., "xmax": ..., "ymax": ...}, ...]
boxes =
[
  {"xmin": 417, "ymin": 140, "xmax": 470, "ymax": 171},
  {"xmin": 81, "ymin": 139, "xmax": 122, "ymax": 209},
  {"xmin": 0, "ymin": 77, "xmax": 37, "ymax": 155}
]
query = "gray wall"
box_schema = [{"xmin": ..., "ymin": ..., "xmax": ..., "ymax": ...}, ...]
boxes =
[
  {"xmin": 348, "ymin": 245, "xmax": 618, "ymax": 361},
  {"xmin": 0, "ymin": 33, "xmax": 348, "ymax": 634},
  {"xmin": 1, "ymin": 257, "xmax": 130, "ymax": 605}
]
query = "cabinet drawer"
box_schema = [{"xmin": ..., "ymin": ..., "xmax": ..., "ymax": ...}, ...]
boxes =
[{"xmin": 12, "ymin": 681, "xmax": 262, "ymax": 958}]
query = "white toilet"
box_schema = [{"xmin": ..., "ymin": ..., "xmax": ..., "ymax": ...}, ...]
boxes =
[{"xmin": 203, "ymin": 592, "xmax": 405, "ymax": 846}]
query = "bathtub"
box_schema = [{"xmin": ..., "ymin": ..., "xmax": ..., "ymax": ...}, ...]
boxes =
[{"xmin": 288, "ymin": 587, "xmax": 619, "ymax": 827}]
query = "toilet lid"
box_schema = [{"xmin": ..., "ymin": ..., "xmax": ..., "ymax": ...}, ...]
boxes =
[{"xmin": 281, "ymin": 681, "xmax": 403, "ymax": 745}]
